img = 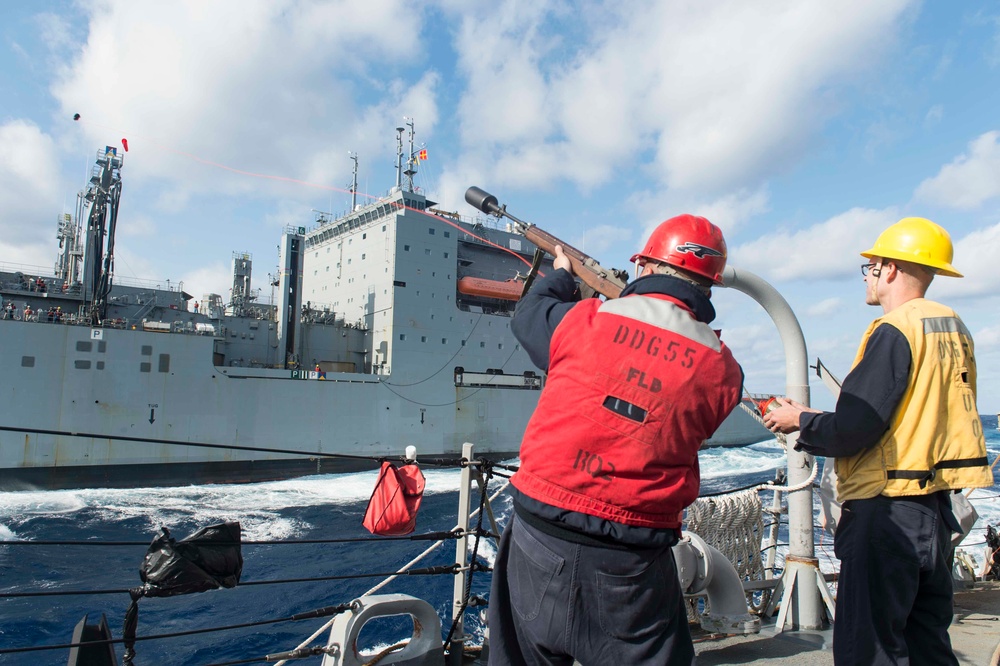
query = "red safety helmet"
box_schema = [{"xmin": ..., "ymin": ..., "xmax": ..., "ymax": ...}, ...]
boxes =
[{"xmin": 630, "ymin": 214, "xmax": 728, "ymax": 285}]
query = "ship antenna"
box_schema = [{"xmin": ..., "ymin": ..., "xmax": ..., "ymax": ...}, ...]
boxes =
[
  {"xmin": 403, "ymin": 117, "xmax": 417, "ymax": 193},
  {"xmin": 395, "ymin": 126, "xmax": 405, "ymax": 190},
  {"xmin": 347, "ymin": 151, "xmax": 359, "ymax": 211}
]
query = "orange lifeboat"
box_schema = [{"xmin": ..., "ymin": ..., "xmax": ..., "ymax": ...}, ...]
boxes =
[{"xmin": 457, "ymin": 277, "xmax": 523, "ymax": 301}]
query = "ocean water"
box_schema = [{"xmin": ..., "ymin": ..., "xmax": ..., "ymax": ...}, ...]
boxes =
[{"xmin": 1, "ymin": 421, "xmax": 998, "ymax": 665}]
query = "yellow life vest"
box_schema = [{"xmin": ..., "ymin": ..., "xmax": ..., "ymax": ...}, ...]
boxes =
[{"xmin": 835, "ymin": 299, "xmax": 993, "ymax": 501}]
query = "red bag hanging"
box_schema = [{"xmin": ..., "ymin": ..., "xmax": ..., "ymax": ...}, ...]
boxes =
[{"xmin": 362, "ymin": 461, "xmax": 426, "ymax": 536}]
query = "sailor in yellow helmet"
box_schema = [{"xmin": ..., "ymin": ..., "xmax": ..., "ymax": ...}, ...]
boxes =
[{"xmin": 764, "ymin": 217, "xmax": 993, "ymax": 666}]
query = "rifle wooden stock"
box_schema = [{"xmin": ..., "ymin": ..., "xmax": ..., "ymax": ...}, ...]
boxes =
[{"xmin": 520, "ymin": 225, "xmax": 626, "ymax": 299}]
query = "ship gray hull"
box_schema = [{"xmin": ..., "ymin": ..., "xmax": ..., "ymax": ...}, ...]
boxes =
[{"xmin": 0, "ymin": 321, "xmax": 526, "ymax": 490}]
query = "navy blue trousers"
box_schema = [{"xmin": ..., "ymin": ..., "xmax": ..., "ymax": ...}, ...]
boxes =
[
  {"xmin": 833, "ymin": 493, "xmax": 958, "ymax": 666},
  {"xmin": 487, "ymin": 514, "xmax": 694, "ymax": 666}
]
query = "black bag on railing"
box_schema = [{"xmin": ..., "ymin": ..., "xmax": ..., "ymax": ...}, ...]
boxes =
[{"xmin": 122, "ymin": 522, "xmax": 243, "ymax": 665}]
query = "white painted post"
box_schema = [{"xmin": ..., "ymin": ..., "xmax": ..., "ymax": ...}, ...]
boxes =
[
  {"xmin": 721, "ymin": 266, "xmax": 828, "ymax": 630},
  {"xmin": 449, "ymin": 442, "xmax": 475, "ymax": 664}
]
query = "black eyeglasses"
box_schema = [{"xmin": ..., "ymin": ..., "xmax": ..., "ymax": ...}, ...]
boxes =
[{"xmin": 861, "ymin": 263, "xmax": 880, "ymax": 277}]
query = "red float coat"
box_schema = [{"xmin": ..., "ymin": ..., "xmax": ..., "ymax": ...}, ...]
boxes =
[{"xmin": 511, "ymin": 273, "xmax": 743, "ymax": 530}]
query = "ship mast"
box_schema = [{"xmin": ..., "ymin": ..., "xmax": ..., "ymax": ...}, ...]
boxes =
[
  {"xmin": 394, "ymin": 126, "xmax": 404, "ymax": 190},
  {"xmin": 403, "ymin": 117, "xmax": 417, "ymax": 193},
  {"xmin": 348, "ymin": 151, "xmax": 359, "ymax": 211},
  {"xmin": 81, "ymin": 146, "xmax": 124, "ymax": 325},
  {"xmin": 54, "ymin": 192, "xmax": 85, "ymax": 290}
]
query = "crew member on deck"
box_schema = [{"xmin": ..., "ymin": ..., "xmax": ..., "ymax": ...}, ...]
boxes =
[
  {"xmin": 765, "ymin": 217, "xmax": 994, "ymax": 666},
  {"xmin": 488, "ymin": 215, "xmax": 744, "ymax": 665}
]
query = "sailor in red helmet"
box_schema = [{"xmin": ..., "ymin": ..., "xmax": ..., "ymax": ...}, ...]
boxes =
[{"xmin": 488, "ymin": 215, "xmax": 744, "ymax": 665}]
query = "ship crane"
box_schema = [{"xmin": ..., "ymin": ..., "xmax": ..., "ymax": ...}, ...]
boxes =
[{"xmin": 81, "ymin": 146, "xmax": 124, "ymax": 325}]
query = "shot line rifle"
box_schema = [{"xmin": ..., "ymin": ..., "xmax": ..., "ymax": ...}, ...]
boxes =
[{"xmin": 464, "ymin": 186, "xmax": 629, "ymax": 299}]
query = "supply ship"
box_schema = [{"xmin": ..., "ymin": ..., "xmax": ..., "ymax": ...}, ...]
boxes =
[{"xmin": 0, "ymin": 127, "xmax": 769, "ymax": 490}]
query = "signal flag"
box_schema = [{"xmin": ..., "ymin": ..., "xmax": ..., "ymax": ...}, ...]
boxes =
[{"xmin": 418, "ymin": 149, "xmax": 427, "ymax": 160}]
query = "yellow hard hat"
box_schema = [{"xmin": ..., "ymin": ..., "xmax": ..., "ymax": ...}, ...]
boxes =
[{"xmin": 860, "ymin": 217, "xmax": 962, "ymax": 278}]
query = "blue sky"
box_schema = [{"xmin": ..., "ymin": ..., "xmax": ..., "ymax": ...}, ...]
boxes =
[{"xmin": 2, "ymin": 1, "xmax": 999, "ymax": 412}]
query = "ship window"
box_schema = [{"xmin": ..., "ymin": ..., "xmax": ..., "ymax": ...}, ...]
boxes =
[
  {"xmin": 348, "ymin": 259, "xmax": 352, "ymax": 264},
  {"xmin": 428, "ymin": 228, "xmax": 435, "ymax": 235},
  {"xmin": 21, "ymin": 356, "xmax": 34, "ymax": 367},
  {"xmin": 399, "ymin": 334, "xmax": 406, "ymax": 340},
  {"xmin": 141, "ymin": 345, "xmax": 152, "ymax": 356},
  {"xmin": 421, "ymin": 336, "xmax": 427, "ymax": 343},
  {"xmin": 498, "ymin": 343, "xmax": 503, "ymax": 349},
  {"xmin": 404, "ymin": 245, "xmax": 410, "ymax": 251},
  {"xmin": 158, "ymin": 354, "xmax": 170, "ymax": 373},
  {"xmin": 442, "ymin": 338, "xmax": 447, "ymax": 344},
  {"xmin": 76, "ymin": 341, "xmax": 92, "ymax": 352},
  {"xmin": 431, "ymin": 314, "xmax": 435, "ymax": 320},
  {"xmin": 444, "ymin": 252, "xmax": 449, "ymax": 258},
  {"xmin": 97, "ymin": 361, "xmax": 105, "ymax": 370},
  {"xmin": 382, "ymin": 225, "xmax": 386, "ymax": 231},
  {"xmin": 515, "ymin": 344, "xmax": 520, "ymax": 350},
  {"xmin": 432, "ymin": 272, "xmax": 435, "ymax": 277},
  {"xmin": 424, "ymin": 249, "xmax": 431, "ymax": 256},
  {"xmin": 362, "ymin": 253, "xmax": 366, "ymax": 260},
  {"xmin": 393, "ymin": 280, "xmax": 406, "ymax": 287},
  {"xmin": 444, "ymin": 231, "xmax": 450, "ymax": 238},
  {"xmin": 98, "ymin": 341, "xmax": 106, "ymax": 353},
  {"xmin": 363, "ymin": 233, "xmax": 367, "ymax": 239},
  {"xmin": 75, "ymin": 360, "xmax": 91, "ymax": 369},
  {"xmin": 480, "ymin": 342, "xmax": 485, "ymax": 348},
  {"xmin": 140, "ymin": 362, "xmax": 151, "ymax": 372},
  {"xmin": 461, "ymin": 340, "xmax": 466, "ymax": 346}
]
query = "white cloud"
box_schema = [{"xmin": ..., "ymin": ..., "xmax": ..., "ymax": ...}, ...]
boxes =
[
  {"xmin": 924, "ymin": 104, "xmax": 944, "ymax": 127},
  {"xmin": 50, "ymin": 0, "xmax": 431, "ymax": 205},
  {"xmin": 975, "ymin": 324, "xmax": 1000, "ymax": 348},
  {"xmin": 0, "ymin": 240, "xmax": 57, "ymax": 274},
  {"xmin": 624, "ymin": 186, "xmax": 771, "ymax": 255},
  {"xmin": 730, "ymin": 207, "xmax": 898, "ymax": 282},
  {"xmin": 0, "ymin": 120, "xmax": 65, "ymax": 245},
  {"xmin": 805, "ymin": 297, "xmax": 844, "ymax": 318},
  {"xmin": 914, "ymin": 131, "xmax": 1000, "ymax": 209},
  {"xmin": 117, "ymin": 212, "xmax": 156, "ymax": 238},
  {"xmin": 178, "ymin": 263, "xmax": 233, "ymax": 307},
  {"xmin": 687, "ymin": 188, "xmax": 771, "ymax": 234},
  {"xmin": 931, "ymin": 221, "xmax": 1000, "ymax": 300},
  {"xmin": 445, "ymin": 0, "xmax": 915, "ymax": 195},
  {"xmin": 570, "ymin": 224, "xmax": 632, "ymax": 258}
]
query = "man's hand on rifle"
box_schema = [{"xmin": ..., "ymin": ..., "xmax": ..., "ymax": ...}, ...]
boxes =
[{"xmin": 553, "ymin": 245, "xmax": 573, "ymax": 274}]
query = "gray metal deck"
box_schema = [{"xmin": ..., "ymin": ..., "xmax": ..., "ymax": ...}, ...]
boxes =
[{"xmin": 693, "ymin": 581, "xmax": 1000, "ymax": 666}]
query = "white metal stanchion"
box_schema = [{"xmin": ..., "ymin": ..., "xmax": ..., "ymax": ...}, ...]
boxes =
[{"xmin": 722, "ymin": 266, "xmax": 831, "ymax": 631}]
